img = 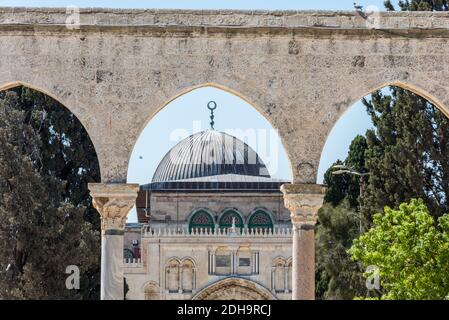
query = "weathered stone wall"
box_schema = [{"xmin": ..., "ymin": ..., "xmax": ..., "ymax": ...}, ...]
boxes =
[
  {"xmin": 1, "ymin": 8, "xmax": 449, "ymax": 183},
  {"xmin": 124, "ymin": 231, "xmax": 292, "ymax": 300}
]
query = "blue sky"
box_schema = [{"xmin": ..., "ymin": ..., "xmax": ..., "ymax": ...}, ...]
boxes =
[
  {"xmin": 2, "ymin": 0, "xmax": 386, "ymax": 221},
  {"xmin": 126, "ymin": 89, "xmax": 373, "ymax": 185}
]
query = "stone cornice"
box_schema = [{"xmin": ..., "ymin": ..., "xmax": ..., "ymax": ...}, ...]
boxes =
[
  {"xmin": 89, "ymin": 183, "xmax": 140, "ymax": 198},
  {"xmin": 1, "ymin": 7, "xmax": 449, "ymax": 38}
]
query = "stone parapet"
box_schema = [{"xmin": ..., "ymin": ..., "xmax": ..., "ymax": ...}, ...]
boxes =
[{"xmin": 143, "ymin": 226, "xmax": 292, "ymax": 238}]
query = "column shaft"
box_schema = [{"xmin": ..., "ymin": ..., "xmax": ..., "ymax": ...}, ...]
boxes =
[
  {"xmin": 101, "ymin": 231, "xmax": 125, "ymax": 299},
  {"xmin": 281, "ymin": 183, "xmax": 325, "ymax": 301},
  {"xmin": 89, "ymin": 183, "xmax": 139, "ymax": 300},
  {"xmin": 292, "ymin": 224, "xmax": 315, "ymax": 300}
]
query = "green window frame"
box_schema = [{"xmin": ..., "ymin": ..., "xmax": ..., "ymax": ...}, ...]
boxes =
[
  {"xmin": 218, "ymin": 210, "xmax": 244, "ymax": 230},
  {"xmin": 124, "ymin": 248, "xmax": 134, "ymax": 260},
  {"xmin": 189, "ymin": 210, "xmax": 215, "ymax": 233},
  {"xmin": 248, "ymin": 210, "xmax": 273, "ymax": 231}
]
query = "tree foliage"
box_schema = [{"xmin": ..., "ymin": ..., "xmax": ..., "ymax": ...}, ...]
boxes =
[
  {"xmin": 6, "ymin": 87, "xmax": 101, "ymax": 228},
  {"xmin": 323, "ymin": 135, "xmax": 368, "ymax": 208},
  {"xmin": 316, "ymin": 202, "xmax": 368, "ymax": 299},
  {"xmin": 0, "ymin": 89, "xmax": 100, "ymax": 299},
  {"xmin": 349, "ymin": 199, "xmax": 449, "ymax": 300},
  {"xmin": 316, "ymin": 135, "xmax": 368, "ymax": 299},
  {"xmin": 362, "ymin": 87, "xmax": 449, "ymax": 218},
  {"xmin": 385, "ymin": 0, "xmax": 448, "ymax": 11}
]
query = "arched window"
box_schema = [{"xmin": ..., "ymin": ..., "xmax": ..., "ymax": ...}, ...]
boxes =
[
  {"xmin": 248, "ymin": 210, "xmax": 273, "ymax": 231},
  {"xmin": 189, "ymin": 210, "xmax": 215, "ymax": 233},
  {"xmin": 272, "ymin": 257, "xmax": 286, "ymax": 293},
  {"xmin": 181, "ymin": 259, "xmax": 195, "ymax": 293},
  {"xmin": 218, "ymin": 210, "xmax": 244, "ymax": 230},
  {"xmin": 165, "ymin": 258, "xmax": 180, "ymax": 293}
]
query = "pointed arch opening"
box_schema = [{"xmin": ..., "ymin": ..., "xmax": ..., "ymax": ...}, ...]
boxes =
[
  {"xmin": 0, "ymin": 82, "xmax": 101, "ymax": 299},
  {"xmin": 318, "ymin": 81, "xmax": 449, "ymax": 186},
  {"xmin": 128, "ymin": 84, "xmax": 292, "ymax": 223}
]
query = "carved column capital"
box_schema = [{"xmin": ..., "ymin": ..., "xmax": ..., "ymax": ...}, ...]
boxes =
[
  {"xmin": 280, "ymin": 183, "xmax": 325, "ymax": 227},
  {"xmin": 89, "ymin": 183, "xmax": 140, "ymax": 231}
]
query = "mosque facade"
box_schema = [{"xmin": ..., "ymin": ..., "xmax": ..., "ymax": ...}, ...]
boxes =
[{"xmin": 123, "ymin": 126, "xmax": 293, "ymax": 300}]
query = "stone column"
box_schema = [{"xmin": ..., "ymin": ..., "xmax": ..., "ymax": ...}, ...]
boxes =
[
  {"xmin": 281, "ymin": 183, "xmax": 325, "ymax": 300},
  {"xmin": 89, "ymin": 183, "xmax": 139, "ymax": 300},
  {"xmin": 284, "ymin": 265, "xmax": 289, "ymax": 293}
]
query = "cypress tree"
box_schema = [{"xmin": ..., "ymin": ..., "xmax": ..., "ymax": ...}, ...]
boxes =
[
  {"xmin": 0, "ymin": 88, "xmax": 100, "ymax": 299},
  {"xmin": 362, "ymin": 87, "xmax": 449, "ymax": 218}
]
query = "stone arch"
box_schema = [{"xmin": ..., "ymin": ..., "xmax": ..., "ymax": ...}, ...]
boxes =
[
  {"xmin": 0, "ymin": 81, "xmax": 103, "ymax": 180},
  {"xmin": 247, "ymin": 208, "xmax": 274, "ymax": 231},
  {"xmin": 192, "ymin": 277, "xmax": 276, "ymax": 300},
  {"xmin": 143, "ymin": 281, "xmax": 160, "ymax": 300},
  {"xmin": 218, "ymin": 208, "xmax": 244, "ymax": 230},
  {"xmin": 317, "ymin": 80, "xmax": 449, "ymax": 183},
  {"xmin": 188, "ymin": 209, "xmax": 216, "ymax": 233},
  {"xmin": 127, "ymin": 82, "xmax": 294, "ymax": 183},
  {"xmin": 338, "ymin": 81, "xmax": 449, "ymax": 128}
]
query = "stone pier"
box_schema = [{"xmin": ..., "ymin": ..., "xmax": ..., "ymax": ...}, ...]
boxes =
[
  {"xmin": 281, "ymin": 184, "xmax": 325, "ymax": 300},
  {"xmin": 89, "ymin": 183, "xmax": 139, "ymax": 300}
]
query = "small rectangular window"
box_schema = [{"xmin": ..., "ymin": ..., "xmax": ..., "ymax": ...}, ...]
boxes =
[
  {"xmin": 239, "ymin": 258, "xmax": 251, "ymax": 267},
  {"xmin": 216, "ymin": 255, "xmax": 231, "ymax": 267}
]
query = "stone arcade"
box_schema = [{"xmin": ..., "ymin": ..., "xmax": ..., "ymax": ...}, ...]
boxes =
[{"xmin": 1, "ymin": 7, "xmax": 449, "ymax": 299}]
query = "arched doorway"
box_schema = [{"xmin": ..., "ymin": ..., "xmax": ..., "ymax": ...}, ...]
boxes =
[{"xmin": 192, "ymin": 278, "xmax": 276, "ymax": 300}]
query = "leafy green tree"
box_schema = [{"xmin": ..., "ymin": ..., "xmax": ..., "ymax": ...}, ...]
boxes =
[
  {"xmin": 0, "ymin": 89, "xmax": 100, "ymax": 299},
  {"xmin": 362, "ymin": 87, "xmax": 449, "ymax": 218},
  {"xmin": 349, "ymin": 199, "xmax": 449, "ymax": 300}
]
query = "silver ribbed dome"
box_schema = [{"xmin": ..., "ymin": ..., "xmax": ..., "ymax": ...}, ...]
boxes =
[{"xmin": 152, "ymin": 130, "xmax": 270, "ymax": 183}]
